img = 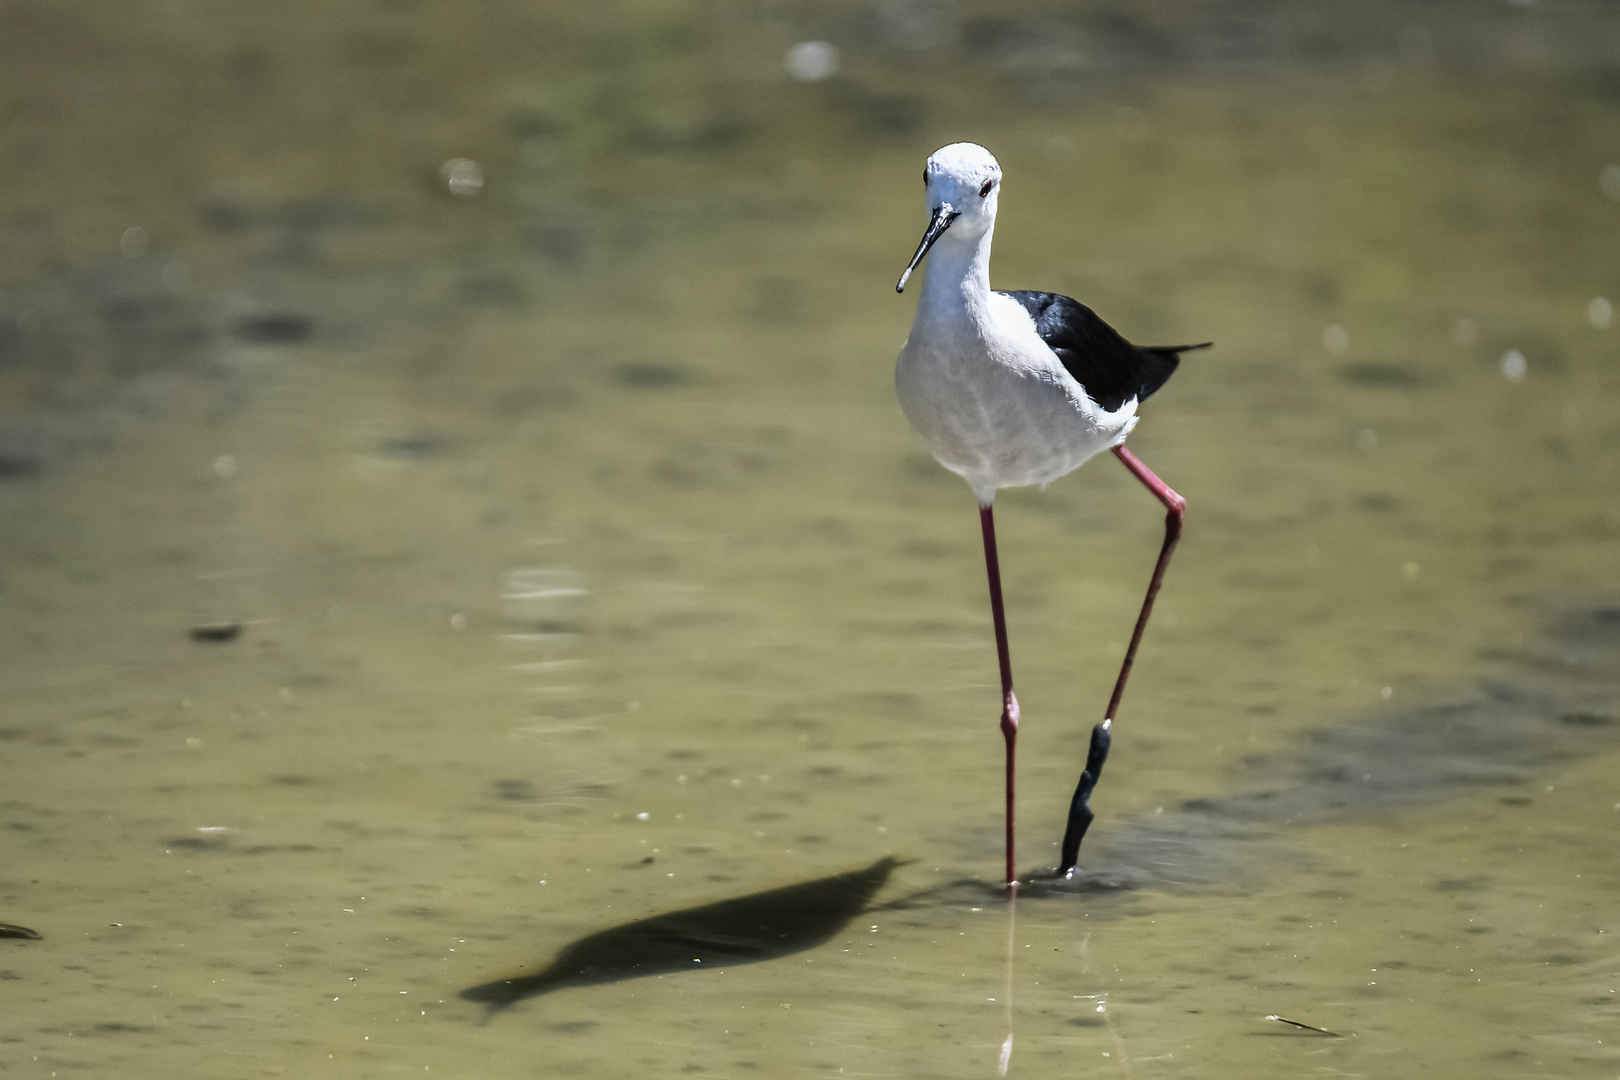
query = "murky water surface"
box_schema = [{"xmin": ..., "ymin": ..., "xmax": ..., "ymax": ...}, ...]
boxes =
[{"xmin": 3, "ymin": 2, "xmax": 1619, "ymax": 1076}]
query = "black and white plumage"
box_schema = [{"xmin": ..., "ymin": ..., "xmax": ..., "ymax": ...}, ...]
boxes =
[
  {"xmin": 892, "ymin": 141, "xmax": 1205, "ymax": 887},
  {"xmin": 997, "ymin": 291, "xmax": 1208, "ymax": 413},
  {"xmin": 894, "ymin": 142, "xmax": 1204, "ymax": 502}
]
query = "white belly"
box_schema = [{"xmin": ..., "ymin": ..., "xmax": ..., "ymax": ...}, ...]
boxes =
[{"xmin": 895, "ymin": 328, "xmax": 1136, "ymax": 503}]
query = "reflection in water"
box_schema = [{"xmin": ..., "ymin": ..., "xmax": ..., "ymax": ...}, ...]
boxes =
[
  {"xmin": 997, "ymin": 893, "xmax": 1015, "ymax": 1077},
  {"xmin": 461, "ymin": 857, "xmax": 900, "ymax": 1012},
  {"xmin": 1077, "ymin": 934, "xmax": 1132, "ymax": 1072}
]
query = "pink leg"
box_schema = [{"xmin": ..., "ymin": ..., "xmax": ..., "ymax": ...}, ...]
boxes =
[
  {"xmin": 979, "ymin": 503, "xmax": 1021, "ymax": 889},
  {"xmin": 1105, "ymin": 445, "xmax": 1185, "ymax": 725}
]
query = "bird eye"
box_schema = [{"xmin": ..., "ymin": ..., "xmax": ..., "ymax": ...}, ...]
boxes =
[{"xmin": 979, "ymin": 178, "xmax": 995, "ymax": 198}]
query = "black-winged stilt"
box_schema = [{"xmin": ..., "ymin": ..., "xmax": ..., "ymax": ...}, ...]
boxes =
[{"xmin": 894, "ymin": 142, "xmax": 1208, "ymax": 888}]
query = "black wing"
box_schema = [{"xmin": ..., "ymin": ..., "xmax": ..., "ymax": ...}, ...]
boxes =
[{"xmin": 998, "ymin": 290, "xmax": 1210, "ymax": 412}]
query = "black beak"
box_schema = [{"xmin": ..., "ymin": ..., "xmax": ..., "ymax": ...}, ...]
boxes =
[{"xmin": 896, "ymin": 204, "xmax": 959, "ymax": 293}]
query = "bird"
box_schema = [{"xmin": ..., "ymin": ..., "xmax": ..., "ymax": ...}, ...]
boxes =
[{"xmin": 893, "ymin": 142, "xmax": 1208, "ymax": 890}]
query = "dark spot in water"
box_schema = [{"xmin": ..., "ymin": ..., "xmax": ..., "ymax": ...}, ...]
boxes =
[
  {"xmin": 198, "ymin": 199, "xmax": 256, "ymax": 235},
  {"xmin": 525, "ymin": 225, "xmax": 585, "ymax": 268},
  {"xmin": 375, "ymin": 434, "xmax": 449, "ymax": 459},
  {"xmin": 166, "ymin": 835, "xmax": 229, "ymax": 852},
  {"xmin": 551, "ymin": 1020, "xmax": 598, "ymax": 1034},
  {"xmin": 1500, "ymin": 796, "xmax": 1532, "ymax": 806},
  {"xmin": 1558, "ymin": 712, "xmax": 1612, "ymax": 727},
  {"xmin": 0, "ymin": 320, "xmax": 21, "ymax": 365},
  {"xmin": 494, "ymin": 779, "xmax": 536, "ymax": 801},
  {"xmin": 0, "ymin": 447, "xmax": 41, "ymax": 479},
  {"xmin": 615, "ymin": 363, "xmax": 687, "ymax": 389},
  {"xmin": 1357, "ymin": 492, "xmax": 1401, "ymax": 513},
  {"xmin": 272, "ymin": 775, "xmax": 314, "ymax": 786},
  {"xmin": 1433, "ymin": 876, "xmax": 1490, "ymax": 892},
  {"xmin": 460, "ymin": 275, "xmax": 528, "ymax": 309},
  {"xmin": 189, "ymin": 623, "xmax": 241, "ymax": 643},
  {"xmin": 94, "ymin": 1022, "xmax": 151, "ymax": 1033},
  {"xmin": 234, "ymin": 315, "xmax": 311, "ymax": 344},
  {"xmin": 1067, "ymin": 1016, "xmax": 1106, "ymax": 1028},
  {"xmin": 274, "ymin": 197, "xmax": 379, "ymax": 233},
  {"xmin": 1339, "ymin": 362, "xmax": 1425, "ymax": 387},
  {"xmin": 507, "ymin": 108, "xmax": 564, "ymax": 139}
]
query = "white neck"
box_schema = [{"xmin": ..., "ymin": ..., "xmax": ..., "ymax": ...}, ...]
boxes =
[{"xmin": 914, "ymin": 223, "xmax": 995, "ymax": 332}]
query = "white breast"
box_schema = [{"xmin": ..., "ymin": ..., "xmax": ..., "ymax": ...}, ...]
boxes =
[{"xmin": 895, "ymin": 293, "xmax": 1137, "ymax": 503}]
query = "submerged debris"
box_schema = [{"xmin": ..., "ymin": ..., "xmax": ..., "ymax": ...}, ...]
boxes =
[{"xmin": 1266, "ymin": 1014, "xmax": 1342, "ymax": 1037}]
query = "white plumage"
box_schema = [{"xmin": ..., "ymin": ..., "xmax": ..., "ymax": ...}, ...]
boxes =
[{"xmin": 894, "ymin": 142, "xmax": 1137, "ymax": 505}]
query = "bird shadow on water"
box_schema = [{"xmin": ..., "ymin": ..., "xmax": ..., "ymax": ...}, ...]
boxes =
[
  {"xmin": 461, "ymin": 856, "xmax": 907, "ymax": 1018},
  {"xmin": 459, "ymin": 602, "xmax": 1620, "ymax": 1013}
]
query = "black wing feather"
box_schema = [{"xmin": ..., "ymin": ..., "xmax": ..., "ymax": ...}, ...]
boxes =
[{"xmin": 998, "ymin": 290, "xmax": 1209, "ymax": 412}]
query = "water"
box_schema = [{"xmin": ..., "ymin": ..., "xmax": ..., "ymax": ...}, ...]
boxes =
[{"xmin": 3, "ymin": 2, "xmax": 1619, "ymax": 1076}]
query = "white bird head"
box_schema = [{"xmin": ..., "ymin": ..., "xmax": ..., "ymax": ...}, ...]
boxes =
[{"xmin": 897, "ymin": 142, "xmax": 1002, "ymax": 293}]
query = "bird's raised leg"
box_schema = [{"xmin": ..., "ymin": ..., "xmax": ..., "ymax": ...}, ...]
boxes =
[
  {"xmin": 979, "ymin": 502, "xmax": 1021, "ymax": 890},
  {"xmin": 1059, "ymin": 445, "xmax": 1184, "ymax": 874},
  {"xmin": 1103, "ymin": 446, "xmax": 1184, "ymax": 722}
]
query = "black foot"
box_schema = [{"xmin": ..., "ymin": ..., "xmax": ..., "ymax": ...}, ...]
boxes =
[{"xmin": 1057, "ymin": 721, "xmax": 1112, "ymax": 874}]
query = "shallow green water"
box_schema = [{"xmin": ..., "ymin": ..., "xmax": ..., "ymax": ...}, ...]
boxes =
[{"xmin": 3, "ymin": 2, "xmax": 1620, "ymax": 1077}]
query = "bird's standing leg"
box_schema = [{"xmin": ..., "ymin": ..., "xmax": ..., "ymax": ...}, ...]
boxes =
[
  {"xmin": 978, "ymin": 502, "xmax": 1020, "ymax": 890},
  {"xmin": 1059, "ymin": 445, "xmax": 1184, "ymax": 874}
]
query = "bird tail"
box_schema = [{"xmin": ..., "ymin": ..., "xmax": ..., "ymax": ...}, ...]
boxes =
[{"xmin": 1134, "ymin": 342, "xmax": 1209, "ymax": 403}]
